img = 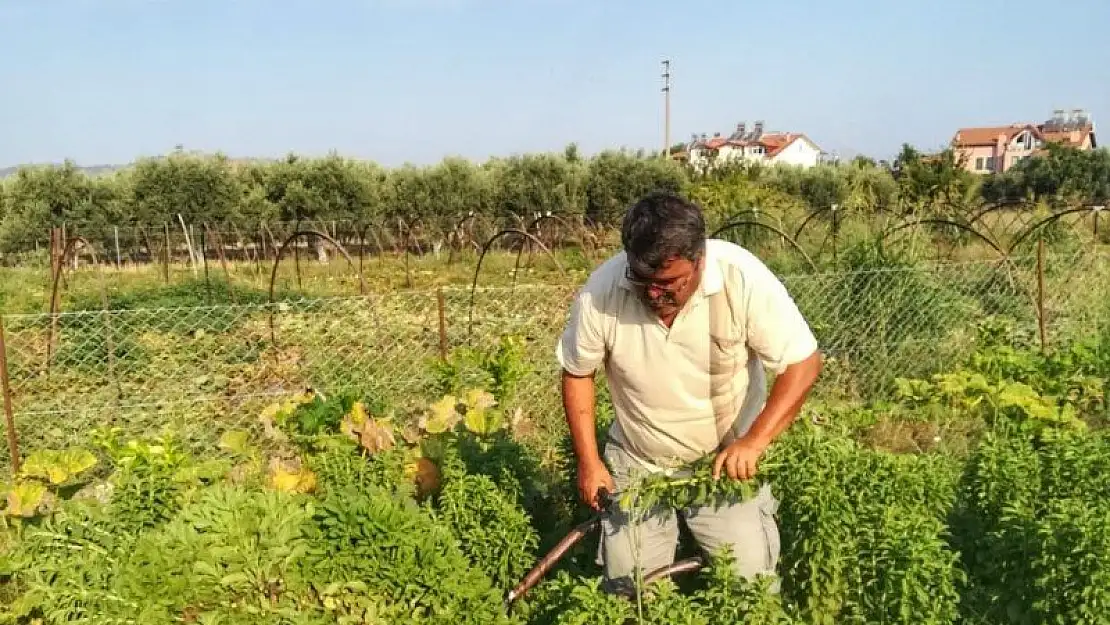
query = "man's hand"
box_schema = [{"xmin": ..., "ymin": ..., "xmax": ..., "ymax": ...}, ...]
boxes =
[
  {"xmin": 711, "ymin": 351, "xmax": 823, "ymax": 482},
  {"xmin": 712, "ymin": 436, "xmax": 767, "ymax": 481},
  {"xmin": 578, "ymin": 458, "xmax": 616, "ymax": 511}
]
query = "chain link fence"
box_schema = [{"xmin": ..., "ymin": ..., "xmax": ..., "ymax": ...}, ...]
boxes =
[{"xmin": 2, "ymin": 249, "xmax": 1108, "ymax": 478}]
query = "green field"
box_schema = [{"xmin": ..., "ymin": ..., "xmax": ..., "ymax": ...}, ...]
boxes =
[{"xmin": 1, "ymin": 146, "xmax": 1109, "ymax": 623}]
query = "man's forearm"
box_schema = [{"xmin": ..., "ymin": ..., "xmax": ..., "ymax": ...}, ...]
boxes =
[
  {"xmin": 561, "ymin": 370, "xmax": 603, "ymax": 467},
  {"xmin": 743, "ymin": 350, "xmax": 823, "ymax": 447}
]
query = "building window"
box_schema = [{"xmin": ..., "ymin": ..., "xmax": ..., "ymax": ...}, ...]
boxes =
[
  {"xmin": 985, "ymin": 157, "xmax": 996, "ymax": 171},
  {"xmin": 976, "ymin": 157, "xmax": 985, "ymax": 170}
]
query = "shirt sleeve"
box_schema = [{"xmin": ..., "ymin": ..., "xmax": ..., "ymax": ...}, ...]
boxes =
[
  {"xmin": 740, "ymin": 258, "xmax": 819, "ymax": 375},
  {"xmin": 555, "ymin": 285, "xmax": 607, "ymax": 376}
]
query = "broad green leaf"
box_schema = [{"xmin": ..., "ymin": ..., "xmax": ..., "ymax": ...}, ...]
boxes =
[
  {"xmin": 464, "ymin": 406, "xmax": 504, "ymax": 436},
  {"xmin": 218, "ymin": 429, "xmax": 252, "ymax": 456}
]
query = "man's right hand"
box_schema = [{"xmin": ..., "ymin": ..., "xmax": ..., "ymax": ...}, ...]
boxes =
[{"xmin": 578, "ymin": 458, "xmax": 616, "ymax": 511}]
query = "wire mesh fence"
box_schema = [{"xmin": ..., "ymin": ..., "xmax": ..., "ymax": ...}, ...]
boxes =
[{"xmin": 2, "ymin": 248, "xmax": 1107, "ymax": 478}]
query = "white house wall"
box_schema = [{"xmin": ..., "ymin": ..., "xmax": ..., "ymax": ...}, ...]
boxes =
[{"xmin": 770, "ymin": 139, "xmax": 820, "ymax": 168}]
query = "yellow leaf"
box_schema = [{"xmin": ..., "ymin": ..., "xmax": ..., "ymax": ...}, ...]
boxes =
[
  {"xmin": 259, "ymin": 401, "xmax": 284, "ymax": 421},
  {"xmin": 463, "ymin": 388, "xmax": 496, "ymax": 411},
  {"xmin": 267, "ymin": 458, "xmax": 317, "ymax": 494},
  {"xmin": 21, "ymin": 449, "xmax": 97, "ymax": 485},
  {"xmin": 422, "ymin": 395, "xmax": 460, "ymax": 434},
  {"xmin": 5, "ymin": 481, "xmax": 49, "ymax": 517},
  {"xmin": 348, "ymin": 401, "xmax": 369, "ymax": 426}
]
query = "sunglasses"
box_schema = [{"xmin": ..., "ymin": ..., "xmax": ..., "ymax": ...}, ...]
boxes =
[{"xmin": 624, "ymin": 265, "xmax": 695, "ymax": 294}]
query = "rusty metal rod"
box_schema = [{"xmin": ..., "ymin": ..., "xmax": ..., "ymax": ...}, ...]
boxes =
[
  {"xmin": 505, "ymin": 516, "xmax": 601, "ymax": 607},
  {"xmin": 642, "ymin": 556, "xmax": 706, "ymax": 586},
  {"xmin": 0, "ymin": 315, "xmax": 21, "ymax": 475}
]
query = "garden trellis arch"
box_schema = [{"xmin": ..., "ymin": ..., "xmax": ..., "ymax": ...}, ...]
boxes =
[
  {"xmin": 1006, "ymin": 205, "xmax": 1104, "ymax": 255},
  {"xmin": 267, "ymin": 229, "xmax": 365, "ymax": 344},
  {"xmin": 710, "ymin": 217, "xmax": 818, "ymax": 272},
  {"xmin": 466, "ymin": 228, "xmax": 567, "ymax": 343}
]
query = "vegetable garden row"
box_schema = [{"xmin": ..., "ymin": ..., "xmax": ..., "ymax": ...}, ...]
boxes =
[{"xmin": 1, "ymin": 312, "xmax": 1107, "ymax": 624}]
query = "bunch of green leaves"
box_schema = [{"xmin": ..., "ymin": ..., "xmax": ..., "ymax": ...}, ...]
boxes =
[
  {"xmin": 0, "ymin": 498, "xmax": 137, "ymax": 623},
  {"xmin": 892, "ymin": 364, "xmax": 1089, "ymax": 441},
  {"xmin": 299, "ymin": 483, "xmax": 513, "ymax": 625},
  {"xmin": 434, "ymin": 469, "xmax": 540, "ymax": 591},
  {"xmin": 614, "ymin": 452, "xmax": 783, "ymax": 514},
  {"xmin": 430, "ymin": 334, "xmax": 531, "ymax": 404},
  {"xmin": 768, "ymin": 426, "xmax": 962, "ymax": 625},
  {"xmin": 520, "ymin": 551, "xmax": 797, "ymax": 625},
  {"xmin": 92, "ymin": 429, "xmax": 220, "ymax": 534},
  {"xmin": 508, "ymin": 570, "xmax": 634, "ymax": 625},
  {"xmin": 954, "ymin": 429, "xmax": 1110, "ymax": 623},
  {"xmin": 101, "ymin": 486, "xmax": 315, "ymax": 621}
]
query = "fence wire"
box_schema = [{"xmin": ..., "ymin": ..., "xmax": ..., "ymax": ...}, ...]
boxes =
[{"xmin": 2, "ymin": 249, "xmax": 1107, "ymax": 478}]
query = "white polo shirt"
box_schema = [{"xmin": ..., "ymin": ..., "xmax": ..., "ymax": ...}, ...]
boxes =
[{"xmin": 556, "ymin": 238, "xmax": 818, "ymax": 472}]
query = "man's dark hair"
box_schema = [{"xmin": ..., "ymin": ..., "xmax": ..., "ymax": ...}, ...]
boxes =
[{"xmin": 620, "ymin": 191, "xmax": 706, "ymax": 277}]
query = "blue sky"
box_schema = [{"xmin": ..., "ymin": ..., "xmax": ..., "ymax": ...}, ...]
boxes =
[{"xmin": 1, "ymin": 0, "xmax": 1107, "ymax": 168}]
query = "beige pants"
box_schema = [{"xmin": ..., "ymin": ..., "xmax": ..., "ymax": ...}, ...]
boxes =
[{"xmin": 597, "ymin": 441, "xmax": 781, "ymax": 594}]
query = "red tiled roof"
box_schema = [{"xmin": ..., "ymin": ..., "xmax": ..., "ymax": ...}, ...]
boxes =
[
  {"xmin": 756, "ymin": 133, "xmax": 802, "ymax": 157},
  {"xmin": 952, "ymin": 121, "xmax": 1094, "ymax": 149},
  {"xmin": 952, "ymin": 125, "xmax": 1037, "ymax": 147},
  {"xmin": 690, "ymin": 131, "xmax": 817, "ymax": 156}
]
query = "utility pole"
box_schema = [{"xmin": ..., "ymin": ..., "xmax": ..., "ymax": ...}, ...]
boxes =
[{"xmin": 661, "ymin": 59, "xmax": 671, "ymax": 159}]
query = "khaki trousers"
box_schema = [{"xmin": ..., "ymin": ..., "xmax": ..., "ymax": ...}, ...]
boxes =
[{"xmin": 597, "ymin": 441, "xmax": 781, "ymax": 594}]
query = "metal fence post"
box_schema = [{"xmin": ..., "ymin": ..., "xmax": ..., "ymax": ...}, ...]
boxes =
[
  {"xmin": 1036, "ymin": 237, "xmax": 1048, "ymax": 354},
  {"xmin": 0, "ymin": 315, "xmax": 21, "ymax": 475},
  {"xmin": 437, "ymin": 287, "xmax": 448, "ymax": 361}
]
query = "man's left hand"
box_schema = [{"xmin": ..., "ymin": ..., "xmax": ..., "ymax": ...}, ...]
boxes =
[{"xmin": 712, "ymin": 437, "xmax": 767, "ymax": 481}]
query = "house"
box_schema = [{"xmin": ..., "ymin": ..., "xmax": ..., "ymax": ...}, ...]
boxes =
[
  {"xmin": 673, "ymin": 120, "xmax": 824, "ymax": 171},
  {"xmin": 951, "ymin": 109, "xmax": 1097, "ymax": 174}
]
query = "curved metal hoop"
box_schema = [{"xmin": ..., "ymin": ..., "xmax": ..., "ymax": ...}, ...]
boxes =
[
  {"xmin": 967, "ymin": 199, "xmax": 1029, "ymax": 225},
  {"xmin": 1006, "ymin": 206, "xmax": 1100, "ymax": 254},
  {"xmin": 880, "ymin": 218, "xmax": 1007, "ymax": 258},
  {"xmin": 793, "ymin": 205, "xmax": 837, "ymax": 241},
  {"xmin": 710, "ymin": 219, "xmax": 818, "ymax": 271},
  {"xmin": 516, "ymin": 213, "xmax": 575, "ymax": 273},
  {"xmin": 467, "ymin": 228, "xmax": 567, "ymax": 342},
  {"xmin": 267, "ymin": 229, "xmax": 364, "ymax": 344}
]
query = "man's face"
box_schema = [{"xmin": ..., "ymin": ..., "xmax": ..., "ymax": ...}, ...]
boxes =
[{"xmin": 626, "ymin": 255, "xmax": 702, "ymax": 316}]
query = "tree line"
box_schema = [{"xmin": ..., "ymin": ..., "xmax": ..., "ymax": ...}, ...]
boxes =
[{"xmin": 0, "ymin": 141, "xmax": 1106, "ymax": 252}]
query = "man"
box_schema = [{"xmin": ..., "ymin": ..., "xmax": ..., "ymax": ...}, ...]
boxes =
[{"xmin": 555, "ymin": 191, "xmax": 822, "ymax": 593}]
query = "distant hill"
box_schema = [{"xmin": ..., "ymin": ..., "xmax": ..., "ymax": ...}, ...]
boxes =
[
  {"xmin": 0, "ymin": 154, "xmax": 283, "ymax": 180},
  {"xmin": 0, "ymin": 163, "xmax": 127, "ymax": 179}
]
